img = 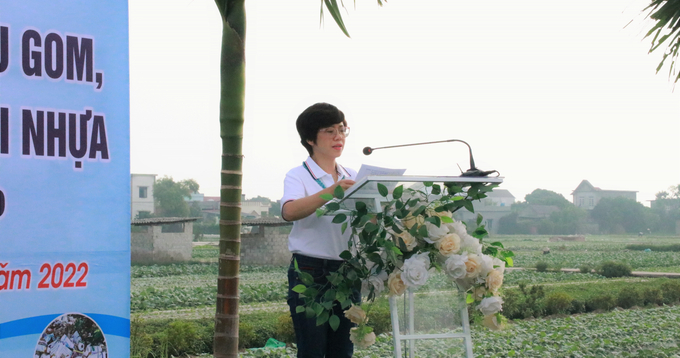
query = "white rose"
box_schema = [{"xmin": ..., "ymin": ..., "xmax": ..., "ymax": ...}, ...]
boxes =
[
  {"xmin": 423, "ymin": 221, "xmax": 449, "ymax": 243},
  {"xmin": 401, "ymin": 253, "xmax": 430, "ymax": 288},
  {"xmin": 480, "ymin": 254, "xmax": 494, "ymax": 277},
  {"xmin": 350, "ymin": 327, "xmax": 377, "ymax": 349},
  {"xmin": 460, "ymin": 234, "xmax": 483, "ymax": 255},
  {"xmin": 477, "ymin": 296, "xmax": 503, "ymax": 316},
  {"xmin": 361, "ymin": 271, "xmax": 388, "ymax": 296},
  {"xmin": 465, "ymin": 253, "xmax": 483, "ymax": 278},
  {"xmin": 388, "ymin": 272, "xmax": 406, "ymax": 296},
  {"xmin": 436, "ymin": 233, "xmax": 461, "ymax": 256},
  {"xmin": 492, "ymin": 257, "xmax": 506, "ymax": 274},
  {"xmin": 445, "ymin": 220, "xmax": 468, "ymax": 237},
  {"xmin": 486, "ymin": 269, "xmax": 504, "ymax": 294},
  {"xmin": 444, "ymin": 254, "xmax": 468, "ymax": 279},
  {"xmin": 344, "ymin": 305, "xmax": 367, "ymax": 325}
]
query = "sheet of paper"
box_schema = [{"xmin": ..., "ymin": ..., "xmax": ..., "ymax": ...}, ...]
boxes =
[{"xmin": 355, "ymin": 164, "xmax": 406, "ymax": 182}]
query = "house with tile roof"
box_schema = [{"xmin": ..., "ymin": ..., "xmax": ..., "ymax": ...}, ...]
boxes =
[{"xmin": 571, "ymin": 180, "xmax": 637, "ymax": 210}]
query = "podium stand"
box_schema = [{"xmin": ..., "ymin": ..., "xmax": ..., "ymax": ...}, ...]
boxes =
[{"xmin": 336, "ymin": 175, "xmax": 503, "ymax": 358}]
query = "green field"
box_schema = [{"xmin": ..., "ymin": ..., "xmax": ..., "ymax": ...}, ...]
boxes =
[{"xmin": 131, "ymin": 235, "xmax": 680, "ymax": 357}]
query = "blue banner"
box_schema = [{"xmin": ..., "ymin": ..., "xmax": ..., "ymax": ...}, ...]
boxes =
[{"xmin": 0, "ymin": 1, "xmax": 130, "ymax": 357}]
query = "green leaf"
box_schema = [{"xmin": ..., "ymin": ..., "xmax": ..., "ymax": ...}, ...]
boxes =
[
  {"xmin": 490, "ymin": 241, "xmax": 504, "ymax": 248},
  {"xmin": 412, "ymin": 205, "xmax": 427, "ymax": 217},
  {"xmin": 418, "ymin": 225, "xmax": 428, "ymax": 238},
  {"xmin": 341, "ymin": 299, "xmax": 353, "ymax": 309},
  {"xmin": 323, "ymin": 0, "xmax": 350, "ymax": 38},
  {"xmin": 334, "ymin": 185, "xmax": 345, "ymax": 199},
  {"xmin": 296, "ymin": 305, "xmax": 306, "ymax": 314},
  {"xmin": 356, "ymin": 201, "xmax": 367, "ymax": 212},
  {"xmin": 431, "ymin": 184, "xmax": 441, "ymax": 195},
  {"xmin": 364, "ymin": 222, "xmax": 379, "ymax": 233},
  {"xmin": 466, "ymin": 293, "xmax": 474, "ymax": 304},
  {"xmin": 299, "ymin": 271, "xmax": 314, "ymax": 286},
  {"xmin": 294, "ymin": 258, "xmax": 300, "ymax": 272},
  {"xmin": 377, "ymin": 183, "xmax": 388, "ymax": 197},
  {"xmin": 305, "ymin": 306, "xmax": 316, "ymax": 318},
  {"xmin": 332, "ymin": 213, "xmax": 347, "ymax": 223},
  {"xmin": 463, "ymin": 201, "xmax": 475, "ymax": 213},
  {"xmin": 476, "ymin": 214, "xmax": 483, "ymax": 226},
  {"xmin": 292, "ymin": 284, "xmax": 307, "ymax": 294},
  {"xmin": 425, "ymin": 216, "xmax": 441, "ymax": 227},
  {"xmin": 341, "ymin": 222, "xmax": 348, "ymax": 234},
  {"xmin": 340, "ymin": 250, "xmax": 352, "ymax": 261},
  {"xmin": 320, "ymin": 193, "xmax": 334, "ymax": 201},
  {"xmin": 393, "ymin": 185, "xmax": 404, "ymax": 199},
  {"xmin": 316, "ymin": 311, "xmax": 330, "ymax": 326},
  {"xmin": 446, "ymin": 184, "xmax": 463, "ymax": 194},
  {"xmin": 391, "ymin": 246, "xmax": 403, "ymax": 255},
  {"xmin": 505, "ymin": 257, "xmax": 514, "ymax": 267},
  {"xmin": 316, "ymin": 208, "xmax": 325, "ymax": 217},
  {"xmin": 326, "ymin": 202, "xmax": 340, "ymax": 211},
  {"xmin": 329, "ymin": 314, "xmax": 340, "ymax": 331},
  {"xmin": 424, "ymin": 181, "xmax": 433, "ymax": 187},
  {"xmin": 441, "ymin": 216, "xmax": 454, "ymax": 223}
]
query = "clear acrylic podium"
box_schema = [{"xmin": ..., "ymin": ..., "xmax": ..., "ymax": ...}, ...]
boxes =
[{"xmin": 337, "ymin": 175, "xmax": 503, "ymax": 358}]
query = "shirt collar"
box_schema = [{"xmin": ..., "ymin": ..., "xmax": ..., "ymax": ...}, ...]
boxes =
[{"xmin": 305, "ymin": 156, "xmax": 347, "ymax": 179}]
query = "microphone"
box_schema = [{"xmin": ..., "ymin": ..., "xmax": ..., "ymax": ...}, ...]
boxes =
[{"xmin": 362, "ymin": 139, "xmax": 499, "ymax": 177}]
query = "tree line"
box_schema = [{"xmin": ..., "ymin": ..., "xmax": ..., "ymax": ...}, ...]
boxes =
[{"xmin": 498, "ymin": 185, "xmax": 680, "ymax": 235}]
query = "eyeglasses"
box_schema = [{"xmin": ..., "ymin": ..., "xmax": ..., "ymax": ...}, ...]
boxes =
[{"xmin": 319, "ymin": 126, "xmax": 350, "ymax": 137}]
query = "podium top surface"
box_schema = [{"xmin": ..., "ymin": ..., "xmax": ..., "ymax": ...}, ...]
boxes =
[{"xmin": 342, "ymin": 175, "xmax": 503, "ymax": 201}]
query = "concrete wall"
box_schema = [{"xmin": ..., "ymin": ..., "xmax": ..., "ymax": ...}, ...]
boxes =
[
  {"xmin": 240, "ymin": 226, "xmax": 291, "ymax": 266},
  {"xmin": 131, "ymin": 222, "xmax": 194, "ymax": 263}
]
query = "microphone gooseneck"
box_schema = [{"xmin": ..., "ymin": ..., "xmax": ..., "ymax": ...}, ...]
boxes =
[{"xmin": 360, "ymin": 139, "xmax": 499, "ymax": 177}]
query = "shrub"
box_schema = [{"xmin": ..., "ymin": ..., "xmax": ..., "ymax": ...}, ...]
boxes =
[
  {"xmin": 535, "ymin": 261, "xmax": 549, "ymax": 273},
  {"xmin": 644, "ymin": 288, "xmax": 664, "ymax": 306},
  {"xmin": 544, "ymin": 292, "xmax": 573, "ymax": 315},
  {"xmin": 597, "ymin": 261, "xmax": 632, "ymax": 278},
  {"xmin": 587, "ymin": 294, "xmax": 616, "ymax": 311},
  {"xmin": 503, "ymin": 284, "xmax": 545, "ymax": 319},
  {"xmin": 661, "ymin": 280, "xmax": 680, "ymax": 304},
  {"xmin": 130, "ymin": 318, "xmax": 153, "ymax": 358},
  {"xmin": 165, "ymin": 320, "xmax": 207, "ymax": 356},
  {"xmin": 569, "ymin": 299, "xmax": 586, "ymax": 314},
  {"xmin": 579, "ymin": 265, "xmax": 594, "ymax": 274},
  {"xmin": 274, "ymin": 314, "xmax": 295, "ymax": 343},
  {"xmin": 239, "ymin": 320, "xmax": 258, "ymax": 349},
  {"xmin": 366, "ymin": 300, "xmax": 392, "ymax": 335},
  {"xmin": 617, "ymin": 287, "xmax": 643, "ymax": 309}
]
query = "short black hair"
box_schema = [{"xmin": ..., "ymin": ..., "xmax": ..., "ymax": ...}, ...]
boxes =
[{"xmin": 296, "ymin": 103, "xmax": 347, "ymax": 156}]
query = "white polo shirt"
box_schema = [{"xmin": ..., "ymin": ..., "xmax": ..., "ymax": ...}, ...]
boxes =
[{"xmin": 281, "ymin": 157, "xmax": 357, "ymax": 260}]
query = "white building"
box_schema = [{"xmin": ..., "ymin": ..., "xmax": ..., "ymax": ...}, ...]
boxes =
[{"xmin": 131, "ymin": 174, "xmax": 156, "ymax": 219}]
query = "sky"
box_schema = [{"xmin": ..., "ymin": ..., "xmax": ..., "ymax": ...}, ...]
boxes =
[{"xmin": 129, "ymin": 0, "xmax": 680, "ymax": 206}]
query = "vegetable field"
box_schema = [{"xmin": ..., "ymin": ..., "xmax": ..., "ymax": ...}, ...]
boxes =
[{"xmin": 131, "ymin": 235, "xmax": 680, "ymax": 357}]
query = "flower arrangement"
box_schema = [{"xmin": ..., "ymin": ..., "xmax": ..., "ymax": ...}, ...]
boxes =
[{"xmin": 291, "ymin": 180, "xmax": 514, "ymax": 348}]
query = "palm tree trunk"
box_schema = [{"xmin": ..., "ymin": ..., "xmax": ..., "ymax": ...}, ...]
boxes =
[{"xmin": 213, "ymin": 1, "xmax": 245, "ymax": 357}]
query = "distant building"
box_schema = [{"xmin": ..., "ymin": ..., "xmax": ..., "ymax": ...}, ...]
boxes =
[
  {"xmin": 571, "ymin": 180, "xmax": 637, "ymax": 210},
  {"xmin": 131, "ymin": 174, "xmax": 156, "ymax": 219},
  {"xmin": 456, "ymin": 189, "xmax": 515, "ymax": 235},
  {"xmin": 241, "ymin": 194, "xmax": 271, "ymax": 219}
]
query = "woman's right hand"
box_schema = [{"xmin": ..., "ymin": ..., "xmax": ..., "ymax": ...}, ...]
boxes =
[{"xmin": 332, "ymin": 179, "xmax": 356, "ymax": 192}]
